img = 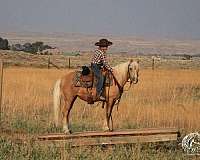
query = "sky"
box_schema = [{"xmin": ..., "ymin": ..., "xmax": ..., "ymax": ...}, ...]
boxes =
[{"xmin": 1, "ymin": 0, "xmax": 200, "ymax": 39}]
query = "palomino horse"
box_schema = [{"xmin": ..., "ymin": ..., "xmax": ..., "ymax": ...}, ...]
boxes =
[{"xmin": 53, "ymin": 60, "xmax": 139, "ymax": 134}]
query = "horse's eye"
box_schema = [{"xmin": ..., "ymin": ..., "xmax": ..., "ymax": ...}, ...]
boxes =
[{"xmin": 129, "ymin": 68, "xmax": 133, "ymax": 70}]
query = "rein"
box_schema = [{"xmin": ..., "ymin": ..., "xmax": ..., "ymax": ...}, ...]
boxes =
[
  {"xmin": 110, "ymin": 71, "xmax": 123, "ymax": 107},
  {"xmin": 110, "ymin": 62, "xmax": 133, "ymax": 107},
  {"xmin": 124, "ymin": 63, "xmax": 133, "ymax": 91},
  {"xmin": 111, "ymin": 71, "xmax": 124, "ymax": 94}
]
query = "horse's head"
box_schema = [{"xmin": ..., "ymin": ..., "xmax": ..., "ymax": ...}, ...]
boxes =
[{"xmin": 128, "ymin": 59, "xmax": 139, "ymax": 84}]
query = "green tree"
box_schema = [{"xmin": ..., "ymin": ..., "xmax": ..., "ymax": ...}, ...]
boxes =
[{"xmin": 0, "ymin": 37, "xmax": 9, "ymax": 50}]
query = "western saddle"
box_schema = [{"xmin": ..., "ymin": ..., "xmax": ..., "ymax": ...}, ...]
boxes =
[{"xmin": 73, "ymin": 66, "xmax": 113, "ymax": 104}]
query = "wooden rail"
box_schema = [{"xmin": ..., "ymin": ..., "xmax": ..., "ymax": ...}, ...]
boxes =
[
  {"xmin": 38, "ymin": 128, "xmax": 180, "ymax": 147},
  {"xmin": 47, "ymin": 57, "xmax": 60, "ymax": 69}
]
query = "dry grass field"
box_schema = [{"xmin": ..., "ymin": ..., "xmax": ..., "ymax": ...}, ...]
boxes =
[
  {"xmin": 2, "ymin": 68, "xmax": 200, "ymax": 131},
  {"xmin": 0, "ymin": 65, "xmax": 199, "ymax": 159}
]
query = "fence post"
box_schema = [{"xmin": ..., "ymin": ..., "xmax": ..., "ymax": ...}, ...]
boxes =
[
  {"xmin": 0, "ymin": 60, "xmax": 3, "ymax": 124},
  {"xmin": 152, "ymin": 56, "xmax": 155, "ymax": 70},
  {"xmin": 47, "ymin": 57, "xmax": 50, "ymax": 69},
  {"xmin": 68, "ymin": 58, "xmax": 71, "ymax": 69}
]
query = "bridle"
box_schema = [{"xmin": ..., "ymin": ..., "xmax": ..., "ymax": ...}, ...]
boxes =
[
  {"xmin": 128, "ymin": 62, "xmax": 139, "ymax": 85},
  {"xmin": 125, "ymin": 62, "xmax": 138, "ymax": 91},
  {"xmin": 126, "ymin": 63, "xmax": 133, "ymax": 91},
  {"xmin": 111, "ymin": 61, "xmax": 139, "ymax": 94}
]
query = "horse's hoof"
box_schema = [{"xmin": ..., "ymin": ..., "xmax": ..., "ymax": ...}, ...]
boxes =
[
  {"xmin": 64, "ymin": 130, "xmax": 72, "ymax": 134},
  {"xmin": 63, "ymin": 129, "xmax": 72, "ymax": 134},
  {"xmin": 103, "ymin": 129, "xmax": 113, "ymax": 132}
]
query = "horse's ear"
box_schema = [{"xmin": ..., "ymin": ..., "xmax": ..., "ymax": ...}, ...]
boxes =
[{"xmin": 136, "ymin": 59, "xmax": 140, "ymax": 63}]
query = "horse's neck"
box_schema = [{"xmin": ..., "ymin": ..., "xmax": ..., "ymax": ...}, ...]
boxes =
[{"xmin": 113, "ymin": 62, "xmax": 129, "ymax": 86}]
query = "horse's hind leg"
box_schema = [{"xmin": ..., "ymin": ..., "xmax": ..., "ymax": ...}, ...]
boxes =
[{"xmin": 62, "ymin": 96, "xmax": 77, "ymax": 134}]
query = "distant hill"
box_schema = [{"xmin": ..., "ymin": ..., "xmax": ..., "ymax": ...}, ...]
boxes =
[{"xmin": 1, "ymin": 32, "xmax": 200, "ymax": 55}]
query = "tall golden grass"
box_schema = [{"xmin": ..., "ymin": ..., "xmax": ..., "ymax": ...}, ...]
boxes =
[{"xmin": 2, "ymin": 67, "xmax": 200, "ymax": 132}]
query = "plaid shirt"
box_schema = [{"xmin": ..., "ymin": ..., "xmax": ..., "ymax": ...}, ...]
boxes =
[{"xmin": 91, "ymin": 49, "xmax": 113, "ymax": 71}]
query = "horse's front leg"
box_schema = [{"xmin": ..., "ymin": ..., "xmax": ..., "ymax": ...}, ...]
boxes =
[
  {"xmin": 62, "ymin": 97, "xmax": 77, "ymax": 134},
  {"xmin": 103, "ymin": 100, "xmax": 115, "ymax": 131}
]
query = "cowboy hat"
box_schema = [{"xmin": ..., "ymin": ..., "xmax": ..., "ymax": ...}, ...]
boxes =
[{"xmin": 95, "ymin": 39, "xmax": 113, "ymax": 47}]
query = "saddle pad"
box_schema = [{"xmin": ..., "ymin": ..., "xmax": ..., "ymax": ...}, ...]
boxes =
[{"xmin": 73, "ymin": 71, "xmax": 93, "ymax": 88}]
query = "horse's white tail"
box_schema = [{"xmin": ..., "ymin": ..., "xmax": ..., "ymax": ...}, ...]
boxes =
[{"xmin": 53, "ymin": 79, "xmax": 61, "ymax": 127}]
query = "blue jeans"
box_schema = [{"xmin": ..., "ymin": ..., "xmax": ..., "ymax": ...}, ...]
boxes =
[{"xmin": 91, "ymin": 63, "xmax": 104, "ymax": 96}]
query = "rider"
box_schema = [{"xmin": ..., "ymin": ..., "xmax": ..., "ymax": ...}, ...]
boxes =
[{"xmin": 91, "ymin": 39, "xmax": 113, "ymax": 100}]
